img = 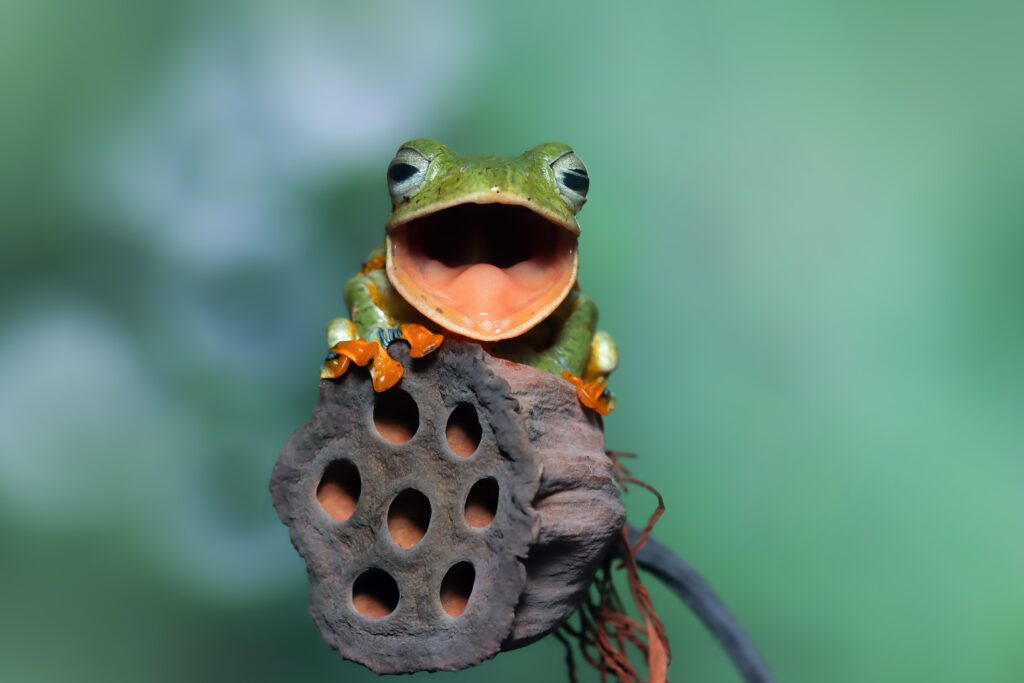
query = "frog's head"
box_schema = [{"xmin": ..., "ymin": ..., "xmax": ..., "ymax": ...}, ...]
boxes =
[{"xmin": 384, "ymin": 139, "xmax": 590, "ymax": 341}]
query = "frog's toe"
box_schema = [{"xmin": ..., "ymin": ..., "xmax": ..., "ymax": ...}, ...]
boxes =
[
  {"xmin": 561, "ymin": 371, "xmax": 615, "ymax": 416},
  {"xmin": 331, "ymin": 339, "xmax": 378, "ymax": 366},
  {"xmin": 400, "ymin": 323, "xmax": 444, "ymax": 358},
  {"xmin": 369, "ymin": 345, "xmax": 405, "ymax": 392},
  {"xmin": 323, "ymin": 338, "xmax": 404, "ymax": 390},
  {"xmin": 320, "ymin": 351, "xmax": 351, "ymax": 379},
  {"xmin": 584, "ymin": 330, "xmax": 619, "ymax": 381}
]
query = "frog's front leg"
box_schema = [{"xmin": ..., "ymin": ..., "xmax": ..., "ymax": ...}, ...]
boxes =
[
  {"xmin": 494, "ymin": 290, "xmax": 618, "ymax": 415},
  {"xmin": 321, "ymin": 265, "xmax": 443, "ymax": 391},
  {"xmin": 544, "ymin": 292, "xmax": 619, "ymax": 415},
  {"xmin": 583, "ymin": 330, "xmax": 619, "ymax": 383},
  {"xmin": 320, "ymin": 317, "xmax": 359, "ymax": 380},
  {"xmin": 563, "ymin": 329, "xmax": 619, "ymax": 415}
]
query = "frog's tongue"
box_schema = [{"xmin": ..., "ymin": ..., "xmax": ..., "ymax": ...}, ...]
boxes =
[
  {"xmin": 422, "ymin": 259, "xmax": 551, "ymax": 315},
  {"xmin": 442, "ymin": 264, "xmax": 515, "ymax": 313},
  {"xmin": 386, "ymin": 203, "xmax": 578, "ymax": 341}
]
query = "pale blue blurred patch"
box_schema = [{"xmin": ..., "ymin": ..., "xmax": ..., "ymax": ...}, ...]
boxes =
[
  {"xmin": 1, "ymin": 0, "xmax": 483, "ymax": 605},
  {"xmin": 97, "ymin": 1, "xmax": 482, "ymax": 268}
]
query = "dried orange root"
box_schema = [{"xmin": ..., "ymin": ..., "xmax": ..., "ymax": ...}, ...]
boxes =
[{"xmin": 561, "ymin": 371, "xmax": 615, "ymax": 415}]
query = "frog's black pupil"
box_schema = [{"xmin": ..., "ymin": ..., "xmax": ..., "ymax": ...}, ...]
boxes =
[
  {"xmin": 561, "ymin": 169, "xmax": 589, "ymax": 194},
  {"xmin": 388, "ymin": 162, "xmax": 418, "ymax": 183}
]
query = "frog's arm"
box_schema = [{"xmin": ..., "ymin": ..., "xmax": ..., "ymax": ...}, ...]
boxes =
[
  {"xmin": 344, "ymin": 270, "xmax": 393, "ymax": 341},
  {"xmin": 493, "ymin": 289, "xmax": 597, "ymax": 377},
  {"xmin": 324, "ymin": 244, "xmax": 398, "ymax": 347},
  {"xmin": 339, "ymin": 243, "xmax": 428, "ymax": 343},
  {"xmin": 323, "ymin": 244, "xmax": 441, "ymax": 389},
  {"xmin": 492, "ymin": 289, "xmax": 619, "ymax": 414},
  {"xmin": 543, "ymin": 289, "xmax": 600, "ymax": 376}
]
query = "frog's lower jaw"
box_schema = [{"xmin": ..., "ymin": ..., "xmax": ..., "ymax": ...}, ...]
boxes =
[{"xmin": 386, "ymin": 202, "xmax": 578, "ymax": 342}]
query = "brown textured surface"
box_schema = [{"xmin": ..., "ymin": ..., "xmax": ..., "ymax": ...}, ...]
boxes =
[
  {"xmin": 497, "ymin": 353, "xmax": 626, "ymax": 649},
  {"xmin": 270, "ymin": 341, "xmax": 624, "ymax": 673}
]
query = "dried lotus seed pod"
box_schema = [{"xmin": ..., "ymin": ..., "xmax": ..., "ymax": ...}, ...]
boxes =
[{"xmin": 270, "ymin": 341, "xmax": 624, "ymax": 673}]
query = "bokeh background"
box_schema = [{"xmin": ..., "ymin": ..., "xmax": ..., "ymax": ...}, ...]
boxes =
[{"xmin": 2, "ymin": 1, "xmax": 1022, "ymax": 681}]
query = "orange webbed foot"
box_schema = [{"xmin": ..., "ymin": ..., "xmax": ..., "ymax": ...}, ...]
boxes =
[
  {"xmin": 323, "ymin": 339, "xmax": 381, "ymax": 381},
  {"xmin": 325, "ymin": 330, "xmax": 437, "ymax": 392},
  {"xmin": 324, "ymin": 339, "xmax": 405, "ymax": 391},
  {"xmin": 561, "ymin": 371, "xmax": 615, "ymax": 416},
  {"xmin": 400, "ymin": 323, "xmax": 444, "ymax": 358}
]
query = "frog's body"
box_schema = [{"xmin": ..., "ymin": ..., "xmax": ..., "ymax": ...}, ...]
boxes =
[{"xmin": 322, "ymin": 140, "xmax": 617, "ymax": 414}]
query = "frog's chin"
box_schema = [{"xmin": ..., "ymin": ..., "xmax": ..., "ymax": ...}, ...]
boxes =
[{"xmin": 385, "ymin": 202, "xmax": 578, "ymax": 342}]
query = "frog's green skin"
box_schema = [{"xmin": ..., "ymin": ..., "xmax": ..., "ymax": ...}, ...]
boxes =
[
  {"xmin": 388, "ymin": 140, "xmax": 580, "ymax": 236},
  {"xmin": 332, "ymin": 140, "xmax": 616, "ymax": 381}
]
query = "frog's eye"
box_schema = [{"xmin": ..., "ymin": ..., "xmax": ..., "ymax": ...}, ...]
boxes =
[
  {"xmin": 387, "ymin": 147, "xmax": 430, "ymax": 204},
  {"xmin": 550, "ymin": 151, "xmax": 590, "ymax": 213}
]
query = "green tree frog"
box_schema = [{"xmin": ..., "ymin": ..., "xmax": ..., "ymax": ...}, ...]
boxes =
[{"xmin": 322, "ymin": 139, "xmax": 618, "ymax": 414}]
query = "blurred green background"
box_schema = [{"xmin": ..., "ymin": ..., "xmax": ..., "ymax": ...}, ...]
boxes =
[{"xmin": 2, "ymin": 1, "xmax": 1022, "ymax": 681}]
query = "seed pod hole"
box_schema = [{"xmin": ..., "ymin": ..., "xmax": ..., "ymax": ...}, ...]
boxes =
[
  {"xmin": 373, "ymin": 389, "xmax": 419, "ymax": 444},
  {"xmin": 445, "ymin": 403, "xmax": 482, "ymax": 457},
  {"xmin": 387, "ymin": 488, "xmax": 431, "ymax": 549},
  {"xmin": 440, "ymin": 561, "xmax": 476, "ymax": 617},
  {"xmin": 352, "ymin": 569, "xmax": 399, "ymax": 618},
  {"xmin": 317, "ymin": 460, "xmax": 361, "ymax": 521},
  {"xmin": 464, "ymin": 477, "xmax": 499, "ymax": 528}
]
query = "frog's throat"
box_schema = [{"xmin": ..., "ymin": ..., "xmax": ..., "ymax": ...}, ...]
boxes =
[{"xmin": 386, "ymin": 200, "xmax": 579, "ymax": 342}]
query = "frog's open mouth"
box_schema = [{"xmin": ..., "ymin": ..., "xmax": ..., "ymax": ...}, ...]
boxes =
[{"xmin": 386, "ymin": 202, "xmax": 578, "ymax": 341}]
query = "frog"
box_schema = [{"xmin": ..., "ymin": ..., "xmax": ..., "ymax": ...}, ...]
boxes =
[{"xmin": 321, "ymin": 139, "xmax": 618, "ymax": 415}]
